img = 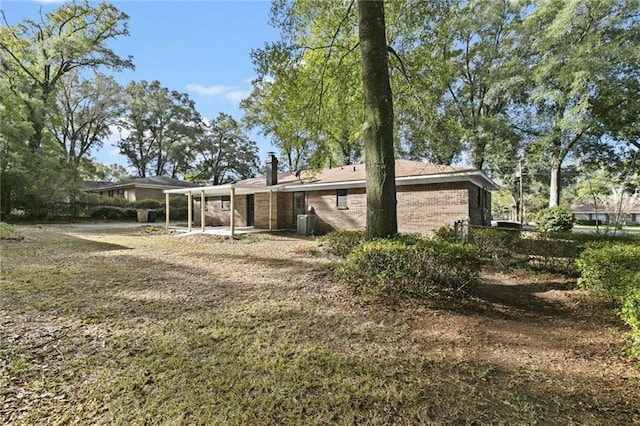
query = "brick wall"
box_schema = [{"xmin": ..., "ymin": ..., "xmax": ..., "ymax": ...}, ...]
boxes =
[
  {"xmin": 306, "ymin": 188, "xmax": 367, "ymax": 234},
  {"xmin": 194, "ymin": 195, "xmax": 247, "ymax": 227},
  {"xmin": 396, "ymin": 183, "xmax": 469, "ymax": 234}
]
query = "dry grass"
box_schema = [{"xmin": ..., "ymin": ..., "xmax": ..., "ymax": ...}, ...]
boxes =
[{"xmin": 1, "ymin": 225, "xmax": 639, "ymax": 425}]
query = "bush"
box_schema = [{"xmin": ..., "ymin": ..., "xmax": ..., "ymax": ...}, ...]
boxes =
[
  {"xmin": 576, "ymin": 242, "xmax": 640, "ymax": 297},
  {"xmin": 320, "ymin": 230, "xmax": 366, "ymax": 257},
  {"xmin": 468, "ymin": 227, "xmax": 520, "ymax": 264},
  {"xmin": 534, "ymin": 206, "xmax": 574, "ymax": 233},
  {"xmin": 514, "ymin": 233, "xmax": 583, "ymax": 275},
  {"xmin": 89, "ymin": 206, "xmax": 136, "ymax": 220},
  {"xmin": 136, "ymin": 199, "xmax": 164, "ymax": 209},
  {"xmin": 339, "ymin": 239, "xmax": 481, "ymax": 298},
  {"xmin": 430, "ymin": 226, "xmax": 460, "ymax": 243},
  {"xmin": 0, "ymin": 222, "xmax": 24, "ymax": 241},
  {"xmin": 577, "ymin": 242, "xmax": 640, "ymax": 356}
]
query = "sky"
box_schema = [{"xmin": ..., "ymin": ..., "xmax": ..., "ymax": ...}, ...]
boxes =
[{"xmin": 1, "ymin": 0, "xmax": 280, "ymax": 170}]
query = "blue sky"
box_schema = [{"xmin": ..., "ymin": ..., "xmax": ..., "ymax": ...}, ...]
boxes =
[{"xmin": 1, "ymin": 0, "xmax": 280, "ymax": 169}]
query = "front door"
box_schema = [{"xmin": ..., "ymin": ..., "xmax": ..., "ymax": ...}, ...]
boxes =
[{"xmin": 246, "ymin": 194, "xmax": 254, "ymax": 226}]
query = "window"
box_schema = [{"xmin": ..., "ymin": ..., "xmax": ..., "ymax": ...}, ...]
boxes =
[
  {"xmin": 221, "ymin": 195, "xmax": 231, "ymax": 211},
  {"xmin": 337, "ymin": 189, "xmax": 348, "ymax": 209},
  {"xmin": 293, "ymin": 192, "xmax": 306, "ymax": 218}
]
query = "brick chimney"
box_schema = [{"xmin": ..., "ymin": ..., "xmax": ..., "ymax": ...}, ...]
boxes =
[{"xmin": 266, "ymin": 152, "xmax": 278, "ymax": 186}]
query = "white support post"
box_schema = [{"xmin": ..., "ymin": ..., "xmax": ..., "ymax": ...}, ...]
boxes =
[
  {"xmin": 165, "ymin": 193, "xmax": 170, "ymax": 229},
  {"xmin": 200, "ymin": 190, "xmax": 206, "ymax": 233},
  {"xmin": 229, "ymin": 186, "xmax": 235, "ymax": 238},
  {"xmin": 269, "ymin": 190, "xmax": 273, "ymax": 231},
  {"xmin": 187, "ymin": 192, "xmax": 193, "ymax": 232}
]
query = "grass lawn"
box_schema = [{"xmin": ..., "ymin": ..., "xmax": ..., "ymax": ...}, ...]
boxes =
[
  {"xmin": 573, "ymin": 224, "xmax": 640, "ymax": 233},
  {"xmin": 1, "ymin": 225, "xmax": 639, "ymax": 424}
]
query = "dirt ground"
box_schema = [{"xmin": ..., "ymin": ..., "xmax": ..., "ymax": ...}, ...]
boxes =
[{"xmin": 1, "ymin": 225, "xmax": 639, "ymax": 424}]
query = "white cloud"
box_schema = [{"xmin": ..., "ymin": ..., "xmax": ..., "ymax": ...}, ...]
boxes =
[
  {"xmin": 187, "ymin": 83, "xmax": 252, "ymax": 105},
  {"xmin": 225, "ymin": 90, "xmax": 251, "ymax": 103},
  {"xmin": 186, "ymin": 84, "xmax": 232, "ymax": 96}
]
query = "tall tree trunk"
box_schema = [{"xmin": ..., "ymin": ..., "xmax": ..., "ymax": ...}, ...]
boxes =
[
  {"xmin": 549, "ymin": 161, "xmax": 561, "ymax": 207},
  {"xmin": 358, "ymin": 0, "xmax": 397, "ymax": 238}
]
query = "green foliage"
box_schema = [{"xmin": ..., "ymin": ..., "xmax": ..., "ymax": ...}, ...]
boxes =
[
  {"xmin": 89, "ymin": 206, "xmax": 136, "ymax": 220},
  {"xmin": 430, "ymin": 226, "xmax": 460, "ymax": 243},
  {"xmin": 0, "ymin": 222, "xmax": 24, "ymax": 241},
  {"xmin": 339, "ymin": 239, "xmax": 481, "ymax": 298},
  {"xmin": 516, "ymin": 235, "xmax": 580, "ymax": 275},
  {"xmin": 319, "ymin": 230, "xmax": 366, "ymax": 258},
  {"xmin": 576, "ymin": 243, "xmax": 640, "ymax": 296},
  {"xmin": 619, "ymin": 283, "xmax": 640, "ymax": 357},
  {"xmin": 577, "ymin": 242, "xmax": 640, "ymax": 356},
  {"xmin": 135, "ymin": 199, "xmax": 163, "ymax": 209},
  {"xmin": 468, "ymin": 228, "xmax": 521, "ymax": 262},
  {"xmin": 534, "ymin": 207, "xmax": 574, "ymax": 233},
  {"xmin": 118, "ymin": 80, "xmax": 202, "ymax": 177}
]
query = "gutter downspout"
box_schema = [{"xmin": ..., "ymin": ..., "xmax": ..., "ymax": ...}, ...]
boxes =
[
  {"xmin": 187, "ymin": 191, "xmax": 193, "ymax": 233},
  {"xmin": 165, "ymin": 193, "xmax": 170, "ymax": 229},
  {"xmin": 200, "ymin": 190, "xmax": 206, "ymax": 233},
  {"xmin": 230, "ymin": 185, "xmax": 235, "ymax": 239}
]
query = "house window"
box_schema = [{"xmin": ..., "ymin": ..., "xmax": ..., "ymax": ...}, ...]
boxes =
[
  {"xmin": 221, "ymin": 195, "xmax": 231, "ymax": 211},
  {"xmin": 293, "ymin": 192, "xmax": 306, "ymax": 218},
  {"xmin": 337, "ymin": 189, "xmax": 348, "ymax": 209}
]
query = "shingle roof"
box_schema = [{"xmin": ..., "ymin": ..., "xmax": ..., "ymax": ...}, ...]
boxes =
[
  {"xmin": 237, "ymin": 160, "xmax": 472, "ymax": 189},
  {"xmin": 88, "ymin": 176, "xmax": 200, "ymax": 191}
]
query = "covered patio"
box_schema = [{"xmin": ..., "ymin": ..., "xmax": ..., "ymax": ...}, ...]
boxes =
[{"xmin": 163, "ymin": 183, "xmax": 279, "ymax": 237}]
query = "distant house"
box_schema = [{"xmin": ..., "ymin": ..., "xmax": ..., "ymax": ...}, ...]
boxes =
[
  {"xmin": 86, "ymin": 176, "xmax": 199, "ymax": 202},
  {"xmin": 164, "ymin": 154, "xmax": 499, "ymax": 236},
  {"xmin": 572, "ymin": 203, "xmax": 640, "ymax": 225}
]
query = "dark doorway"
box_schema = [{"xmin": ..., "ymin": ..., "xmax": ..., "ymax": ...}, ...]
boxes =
[{"xmin": 246, "ymin": 194, "xmax": 254, "ymax": 226}]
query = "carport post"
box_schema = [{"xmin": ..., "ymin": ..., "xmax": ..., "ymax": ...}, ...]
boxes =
[
  {"xmin": 229, "ymin": 186, "xmax": 235, "ymax": 238},
  {"xmin": 269, "ymin": 190, "xmax": 273, "ymax": 231},
  {"xmin": 187, "ymin": 191, "xmax": 193, "ymax": 232},
  {"xmin": 165, "ymin": 193, "xmax": 170, "ymax": 229},
  {"xmin": 200, "ymin": 190, "xmax": 206, "ymax": 233}
]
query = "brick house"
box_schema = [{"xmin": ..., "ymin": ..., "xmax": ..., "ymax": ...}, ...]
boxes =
[
  {"xmin": 86, "ymin": 176, "xmax": 199, "ymax": 202},
  {"xmin": 164, "ymin": 154, "xmax": 498, "ymax": 236}
]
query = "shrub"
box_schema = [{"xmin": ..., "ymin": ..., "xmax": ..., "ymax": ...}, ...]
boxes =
[
  {"xmin": 136, "ymin": 199, "xmax": 164, "ymax": 209},
  {"xmin": 577, "ymin": 242, "xmax": 640, "ymax": 356},
  {"xmin": 430, "ymin": 226, "xmax": 460, "ymax": 243},
  {"xmin": 468, "ymin": 227, "xmax": 520, "ymax": 264},
  {"xmin": 320, "ymin": 230, "xmax": 366, "ymax": 257},
  {"xmin": 339, "ymin": 239, "xmax": 481, "ymax": 298},
  {"xmin": 576, "ymin": 242, "xmax": 640, "ymax": 297},
  {"xmin": 89, "ymin": 206, "xmax": 136, "ymax": 220},
  {"xmin": 534, "ymin": 206, "xmax": 574, "ymax": 233},
  {"xmin": 515, "ymin": 235, "xmax": 581, "ymax": 275},
  {"xmin": 0, "ymin": 222, "xmax": 24, "ymax": 241}
]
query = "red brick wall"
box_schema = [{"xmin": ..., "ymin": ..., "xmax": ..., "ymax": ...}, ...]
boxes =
[
  {"xmin": 396, "ymin": 183, "xmax": 469, "ymax": 234},
  {"xmin": 306, "ymin": 188, "xmax": 367, "ymax": 234},
  {"xmin": 195, "ymin": 195, "xmax": 247, "ymax": 227}
]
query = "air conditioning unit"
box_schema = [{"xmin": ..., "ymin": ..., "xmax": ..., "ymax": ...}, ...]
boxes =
[{"xmin": 297, "ymin": 214, "xmax": 316, "ymax": 235}]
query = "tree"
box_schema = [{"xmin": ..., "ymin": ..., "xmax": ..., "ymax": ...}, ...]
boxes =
[
  {"xmin": 0, "ymin": 0, "xmax": 133, "ymax": 152},
  {"xmin": 190, "ymin": 113, "xmax": 260, "ymax": 185},
  {"xmin": 48, "ymin": 70, "xmax": 124, "ymax": 193},
  {"xmin": 244, "ymin": 0, "xmax": 364, "ymax": 171},
  {"xmin": 118, "ymin": 80, "xmax": 202, "ymax": 178},
  {"xmin": 393, "ymin": 0, "xmax": 523, "ymax": 170},
  {"xmin": 521, "ymin": 0, "xmax": 640, "ymax": 207},
  {"xmin": 358, "ymin": 0, "xmax": 397, "ymax": 238}
]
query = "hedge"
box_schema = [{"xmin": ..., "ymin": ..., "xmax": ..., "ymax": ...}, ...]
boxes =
[
  {"xmin": 338, "ymin": 239, "xmax": 481, "ymax": 298},
  {"xmin": 319, "ymin": 230, "xmax": 366, "ymax": 257},
  {"xmin": 576, "ymin": 242, "xmax": 640, "ymax": 356}
]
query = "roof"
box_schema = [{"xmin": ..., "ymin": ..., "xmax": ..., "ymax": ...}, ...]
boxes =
[
  {"xmin": 164, "ymin": 159, "xmax": 499, "ymax": 197},
  {"xmin": 571, "ymin": 203, "xmax": 640, "ymax": 213},
  {"xmin": 81, "ymin": 180, "xmax": 109, "ymax": 191},
  {"xmin": 87, "ymin": 176, "xmax": 200, "ymax": 192}
]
